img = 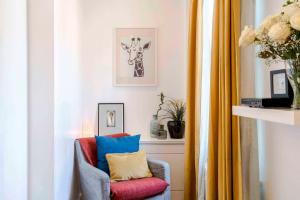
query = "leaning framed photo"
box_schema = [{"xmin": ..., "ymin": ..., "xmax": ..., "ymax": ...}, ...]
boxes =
[
  {"xmin": 98, "ymin": 103, "xmax": 124, "ymax": 135},
  {"xmin": 270, "ymin": 69, "xmax": 292, "ymax": 98},
  {"xmin": 113, "ymin": 28, "xmax": 157, "ymax": 86}
]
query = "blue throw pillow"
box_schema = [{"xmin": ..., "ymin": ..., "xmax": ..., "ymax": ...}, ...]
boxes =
[{"xmin": 95, "ymin": 134, "xmax": 141, "ymax": 174}]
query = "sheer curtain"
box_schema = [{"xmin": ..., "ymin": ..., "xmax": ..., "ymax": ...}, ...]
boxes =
[
  {"xmin": 240, "ymin": 0, "xmax": 260, "ymax": 199},
  {"xmin": 198, "ymin": 0, "xmax": 214, "ymax": 199}
]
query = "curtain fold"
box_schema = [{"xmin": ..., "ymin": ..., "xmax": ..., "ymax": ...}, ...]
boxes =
[
  {"xmin": 207, "ymin": 0, "xmax": 243, "ymax": 200},
  {"xmin": 184, "ymin": 0, "xmax": 203, "ymax": 199}
]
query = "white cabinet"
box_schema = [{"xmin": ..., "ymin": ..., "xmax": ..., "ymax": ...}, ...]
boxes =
[{"xmin": 140, "ymin": 137, "xmax": 185, "ymax": 200}]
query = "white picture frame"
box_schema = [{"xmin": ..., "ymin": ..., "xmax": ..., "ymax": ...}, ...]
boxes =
[{"xmin": 113, "ymin": 28, "xmax": 158, "ymax": 86}]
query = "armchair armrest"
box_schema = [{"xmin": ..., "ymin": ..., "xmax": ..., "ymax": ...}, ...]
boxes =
[
  {"xmin": 75, "ymin": 140, "xmax": 110, "ymax": 200},
  {"xmin": 147, "ymin": 159, "xmax": 171, "ymax": 184}
]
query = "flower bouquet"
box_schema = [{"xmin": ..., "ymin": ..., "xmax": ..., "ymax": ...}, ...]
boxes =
[{"xmin": 239, "ymin": 0, "xmax": 300, "ymax": 108}]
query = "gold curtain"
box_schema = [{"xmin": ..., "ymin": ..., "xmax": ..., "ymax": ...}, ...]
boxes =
[
  {"xmin": 184, "ymin": 0, "xmax": 203, "ymax": 199},
  {"xmin": 207, "ymin": 0, "xmax": 243, "ymax": 200}
]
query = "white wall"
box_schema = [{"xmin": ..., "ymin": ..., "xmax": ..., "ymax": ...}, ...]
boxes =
[
  {"xmin": 0, "ymin": 1, "xmax": 187, "ymax": 199},
  {"xmin": 53, "ymin": 1, "xmax": 187, "ymax": 199},
  {"xmin": 80, "ymin": 0, "xmax": 187, "ymax": 137},
  {"xmin": 241, "ymin": 0, "xmax": 300, "ymax": 199},
  {"xmin": 256, "ymin": 1, "xmax": 300, "ymax": 199},
  {"xmin": 28, "ymin": 0, "xmax": 54, "ymax": 199},
  {"xmin": 54, "ymin": 0, "xmax": 82, "ymax": 199},
  {"xmin": 0, "ymin": 0, "xmax": 28, "ymax": 199}
]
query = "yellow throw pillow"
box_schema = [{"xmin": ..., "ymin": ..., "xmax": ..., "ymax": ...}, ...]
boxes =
[{"xmin": 106, "ymin": 150, "xmax": 153, "ymax": 181}]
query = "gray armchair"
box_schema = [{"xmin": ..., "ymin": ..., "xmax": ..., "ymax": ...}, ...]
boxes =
[{"xmin": 75, "ymin": 139, "xmax": 171, "ymax": 200}]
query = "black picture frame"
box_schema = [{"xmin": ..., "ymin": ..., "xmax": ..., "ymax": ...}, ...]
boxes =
[
  {"xmin": 270, "ymin": 69, "xmax": 292, "ymax": 98},
  {"xmin": 98, "ymin": 103, "xmax": 124, "ymax": 136}
]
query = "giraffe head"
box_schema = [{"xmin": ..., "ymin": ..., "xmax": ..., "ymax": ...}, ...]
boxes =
[{"xmin": 121, "ymin": 37, "xmax": 151, "ymax": 65}]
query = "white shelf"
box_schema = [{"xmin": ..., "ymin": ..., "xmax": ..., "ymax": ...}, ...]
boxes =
[
  {"xmin": 140, "ymin": 136, "xmax": 185, "ymax": 145},
  {"xmin": 232, "ymin": 105, "xmax": 300, "ymax": 125}
]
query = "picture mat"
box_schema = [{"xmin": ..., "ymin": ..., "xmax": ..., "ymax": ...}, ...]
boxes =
[{"xmin": 98, "ymin": 104, "xmax": 124, "ymax": 135}]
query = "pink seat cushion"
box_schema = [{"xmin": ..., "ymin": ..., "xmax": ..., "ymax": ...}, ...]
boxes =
[
  {"xmin": 110, "ymin": 177, "xmax": 168, "ymax": 200},
  {"xmin": 78, "ymin": 133, "xmax": 130, "ymax": 167}
]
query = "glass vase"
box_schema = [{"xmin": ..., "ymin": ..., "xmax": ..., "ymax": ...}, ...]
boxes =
[
  {"xmin": 157, "ymin": 124, "xmax": 167, "ymax": 140},
  {"xmin": 286, "ymin": 59, "xmax": 300, "ymax": 109},
  {"xmin": 150, "ymin": 115, "xmax": 160, "ymax": 138}
]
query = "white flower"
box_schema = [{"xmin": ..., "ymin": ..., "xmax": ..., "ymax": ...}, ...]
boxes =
[
  {"xmin": 268, "ymin": 22, "xmax": 291, "ymax": 43},
  {"xmin": 290, "ymin": 13, "xmax": 300, "ymax": 31},
  {"xmin": 255, "ymin": 14, "xmax": 282, "ymax": 40},
  {"xmin": 239, "ymin": 26, "xmax": 256, "ymax": 47},
  {"xmin": 282, "ymin": 3, "xmax": 300, "ymax": 20}
]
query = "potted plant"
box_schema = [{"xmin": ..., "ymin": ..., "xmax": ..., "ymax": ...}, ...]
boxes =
[
  {"xmin": 162, "ymin": 99, "xmax": 186, "ymax": 139},
  {"xmin": 239, "ymin": 0, "xmax": 300, "ymax": 108},
  {"xmin": 150, "ymin": 92, "xmax": 165, "ymax": 138}
]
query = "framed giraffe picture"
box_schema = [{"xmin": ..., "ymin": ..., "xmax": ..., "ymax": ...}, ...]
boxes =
[{"xmin": 113, "ymin": 28, "xmax": 157, "ymax": 86}]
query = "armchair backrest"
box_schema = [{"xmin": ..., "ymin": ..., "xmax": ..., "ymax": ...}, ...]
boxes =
[{"xmin": 78, "ymin": 133, "xmax": 130, "ymax": 167}]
